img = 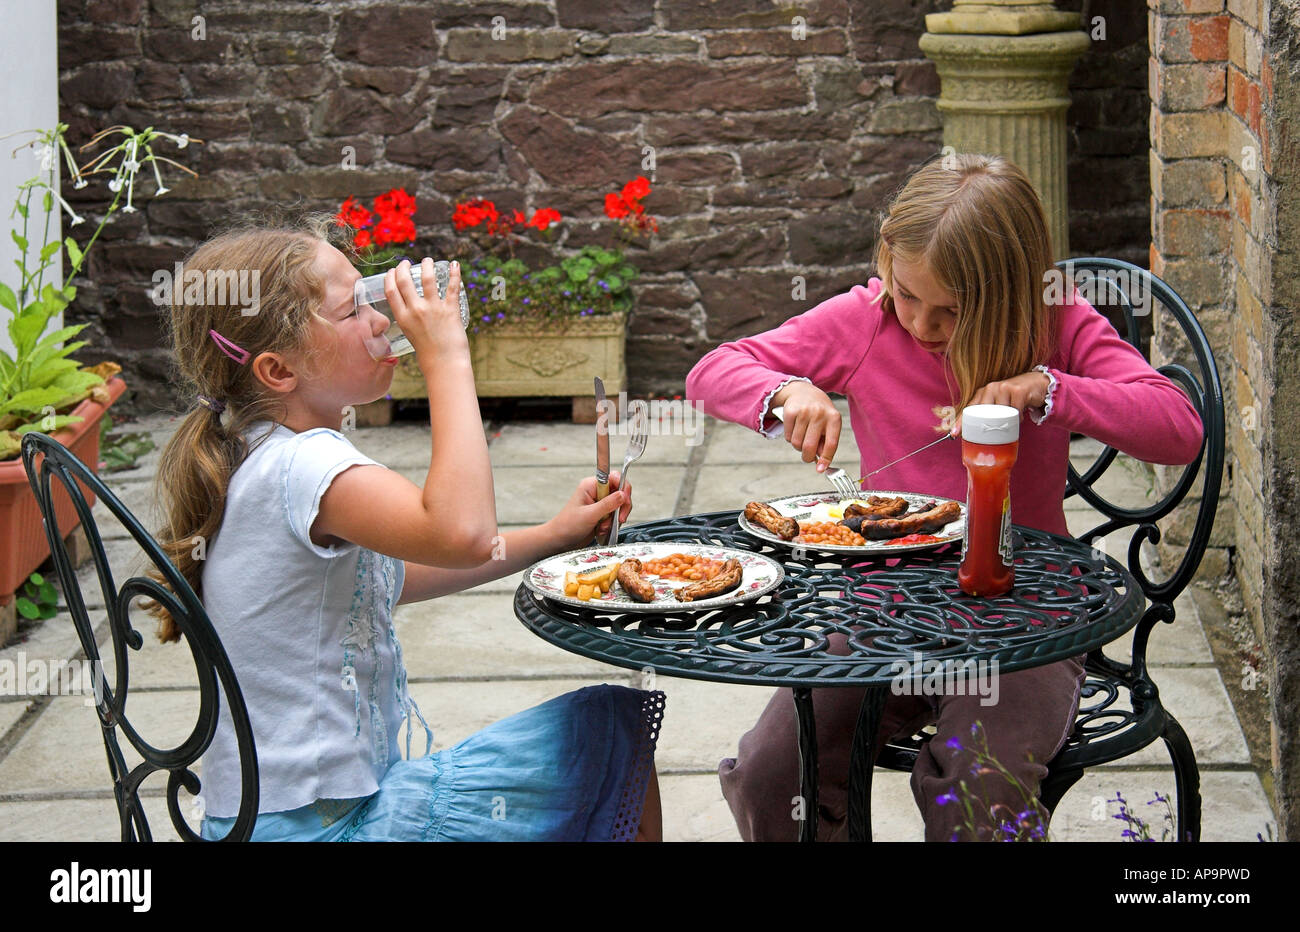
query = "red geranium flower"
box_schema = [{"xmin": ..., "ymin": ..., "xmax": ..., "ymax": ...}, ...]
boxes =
[
  {"xmin": 375, "ymin": 188, "xmax": 416, "ymax": 218},
  {"xmin": 528, "ymin": 207, "xmax": 562, "ymax": 231},
  {"xmin": 354, "ymin": 229, "xmax": 373, "ymax": 250},
  {"xmin": 453, "ymin": 198, "xmax": 498, "ymax": 231},
  {"xmin": 622, "ymin": 176, "xmax": 650, "ymax": 202},
  {"xmin": 604, "ymin": 193, "xmax": 630, "ymax": 220},
  {"xmin": 335, "ymin": 196, "xmax": 373, "ymax": 231}
]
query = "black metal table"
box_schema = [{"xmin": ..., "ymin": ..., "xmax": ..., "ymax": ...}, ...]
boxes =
[{"xmin": 514, "ymin": 511, "xmax": 1145, "ymax": 842}]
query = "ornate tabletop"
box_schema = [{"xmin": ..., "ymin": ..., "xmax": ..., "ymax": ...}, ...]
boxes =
[
  {"xmin": 513, "ymin": 510, "xmax": 1146, "ymax": 842},
  {"xmin": 514, "ymin": 511, "xmax": 1145, "ymax": 687}
]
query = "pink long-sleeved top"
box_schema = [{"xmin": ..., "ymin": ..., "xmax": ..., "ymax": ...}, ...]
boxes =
[{"xmin": 686, "ymin": 277, "xmax": 1204, "ymax": 537}]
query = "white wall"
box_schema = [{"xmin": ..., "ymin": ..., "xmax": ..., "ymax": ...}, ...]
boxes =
[{"xmin": 1, "ymin": 0, "xmax": 61, "ymax": 356}]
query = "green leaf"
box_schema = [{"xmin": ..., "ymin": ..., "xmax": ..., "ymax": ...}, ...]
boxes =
[
  {"xmin": 0, "ymin": 282, "xmax": 15, "ymax": 313},
  {"xmin": 15, "ymin": 597, "xmax": 39, "ymax": 620},
  {"xmin": 8, "ymin": 311, "xmax": 48, "ymax": 356},
  {"xmin": 42, "ymin": 190, "xmax": 53, "ymax": 214},
  {"xmin": 64, "ymin": 237, "xmax": 83, "ymax": 268},
  {"xmin": 38, "ymin": 582, "xmax": 57, "ymax": 603},
  {"xmin": 29, "ymin": 358, "xmax": 81, "ymax": 389},
  {"xmin": 39, "ymin": 240, "xmax": 61, "ymax": 263},
  {"xmin": 606, "ymin": 274, "xmax": 623, "ymax": 291},
  {"xmin": 16, "ymin": 202, "xmax": 28, "ymax": 220},
  {"xmin": 62, "ymin": 284, "xmax": 76, "ymax": 302},
  {"xmin": 15, "ymin": 414, "xmax": 83, "ymax": 435},
  {"xmin": 28, "ymin": 572, "xmax": 44, "ymax": 586},
  {"xmin": 0, "ymin": 386, "xmax": 78, "ymax": 417},
  {"xmin": 39, "ymin": 603, "xmax": 58, "ymax": 619},
  {"xmin": 11, "ymin": 230, "xmax": 28, "ymax": 253}
]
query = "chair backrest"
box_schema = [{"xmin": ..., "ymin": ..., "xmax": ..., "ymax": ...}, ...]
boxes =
[
  {"xmin": 20, "ymin": 431, "xmax": 258, "ymax": 841},
  {"xmin": 1053, "ymin": 258, "xmax": 1226, "ymax": 610}
]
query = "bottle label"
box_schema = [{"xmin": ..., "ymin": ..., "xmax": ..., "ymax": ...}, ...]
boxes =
[{"xmin": 997, "ymin": 492, "xmax": 1013, "ymax": 565}]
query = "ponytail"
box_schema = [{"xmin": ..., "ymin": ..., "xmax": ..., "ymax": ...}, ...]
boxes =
[{"xmin": 146, "ymin": 226, "xmax": 324, "ymax": 641}]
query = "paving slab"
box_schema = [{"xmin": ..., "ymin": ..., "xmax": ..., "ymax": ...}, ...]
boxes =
[
  {"xmin": 688, "ymin": 462, "xmax": 839, "ymax": 514},
  {"xmin": 705, "ymin": 418, "xmax": 859, "ymax": 467},
  {"xmin": 0, "ymin": 792, "xmax": 189, "ymax": 843},
  {"xmin": 0, "ymin": 699, "xmax": 34, "ymax": 744},
  {"xmin": 395, "ymin": 592, "xmax": 624, "ymax": 680},
  {"xmin": 0, "ymin": 693, "xmax": 205, "ymax": 795},
  {"xmin": 1088, "ymin": 666, "xmax": 1250, "ymax": 768},
  {"xmin": 1045, "ymin": 769, "xmax": 1274, "ymax": 843},
  {"xmin": 660, "ymin": 769, "xmax": 928, "ymax": 842},
  {"xmin": 397, "ymin": 463, "xmax": 684, "ymax": 526},
  {"xmin": 487, "ymin": 417, "xmax": 697, "ymax": 467}
]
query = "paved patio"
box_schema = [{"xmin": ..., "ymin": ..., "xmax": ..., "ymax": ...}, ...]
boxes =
[{"xmin": 0, "ymin": 402, "xmax": 1276, "ymax": 841}]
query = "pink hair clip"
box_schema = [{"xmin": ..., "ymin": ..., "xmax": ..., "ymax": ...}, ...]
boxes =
[{"xmin": 209, "ymin": 329, "xmax": 250, "ymax": 365}]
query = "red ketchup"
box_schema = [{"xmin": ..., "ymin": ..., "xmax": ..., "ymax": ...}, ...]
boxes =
[{"xmin": 957, "ymin": 404, "xmax": 1020, "ymax": 597}]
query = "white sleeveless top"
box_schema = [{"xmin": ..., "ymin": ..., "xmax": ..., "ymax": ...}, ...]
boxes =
[{"xmin": 199, "ymin": 423, "xmax": 430, "ymax": 818}]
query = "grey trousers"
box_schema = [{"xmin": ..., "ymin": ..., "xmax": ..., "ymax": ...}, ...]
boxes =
[{"xmin": 718, "ymin": 646, "xmax": 1087, "ymax": 842}]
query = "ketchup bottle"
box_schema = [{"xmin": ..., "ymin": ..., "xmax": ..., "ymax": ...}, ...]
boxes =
[{"xmin": 957, "ymin": 404, "xmax": 1019, "ymax": 597}]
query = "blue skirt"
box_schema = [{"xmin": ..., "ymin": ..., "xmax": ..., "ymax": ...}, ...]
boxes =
[{"xmin": 202, "ymin": 685, "xmax": 666, "ymax": 842}]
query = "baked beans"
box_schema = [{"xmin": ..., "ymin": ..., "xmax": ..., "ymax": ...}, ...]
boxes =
[
  {"xmin": 795, "ymin": 521, "xmax": 866, "ymax": 546},
  {"xmin": 642, "ymin": 553, "xmax": 726, "ymax": 581}
]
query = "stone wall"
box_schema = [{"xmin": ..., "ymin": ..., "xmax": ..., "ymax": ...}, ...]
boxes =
[
  {"xmin": 56, "ymin": 0, "xmax": 1149, "ymax": 408},
  {"xmin": 1149, "ymin": 0, "xmax": 1300, "ymax": 838}
]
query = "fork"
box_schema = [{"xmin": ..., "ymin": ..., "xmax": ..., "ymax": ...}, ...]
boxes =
[
  {"xmin": 824, "ymin": 467, "xmax": 861, "ymax": 500},
  {"xmin": 770, "ymin": 405, "xmax": 861, "ymax": 500},
  {"xmin": 607, "ymin": 401, "xmax": 649, "ymax": 546}
]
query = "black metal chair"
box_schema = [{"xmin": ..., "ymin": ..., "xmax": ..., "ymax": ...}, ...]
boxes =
[
  {"xmin": 21, "ymin": 431, "xmax": 259, "ymax": 841},
  {"xmin": 876, "ymin": 257, "xmax": 1225, "ymax": 842}
]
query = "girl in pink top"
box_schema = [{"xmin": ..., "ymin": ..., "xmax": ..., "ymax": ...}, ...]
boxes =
[{"xmin": 686, "ymin": 154, "xmax": 1203, "ymax": 842}]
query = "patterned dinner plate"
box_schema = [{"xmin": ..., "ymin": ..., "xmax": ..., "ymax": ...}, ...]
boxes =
[
  {"xmin": 738, "ymin": 489, "xmax": 967, "ymax": 555},
  {"xmin": 524, "ymin": 542, "xmax": 785, "ymax": 612}
]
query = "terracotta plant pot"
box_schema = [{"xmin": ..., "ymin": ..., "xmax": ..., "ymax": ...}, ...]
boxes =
[{"xmin": 0, "ymin": 377, "xmax": 127, "ymax": 613}]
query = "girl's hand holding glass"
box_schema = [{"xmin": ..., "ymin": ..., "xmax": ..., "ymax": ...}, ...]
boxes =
[
  {"xmin": 772, "ymin": 381, "xmax": 843, "ymax": 472},
  {"xmin": 375, "ymin": 258, "xmax": 467, "ymax": 361}
]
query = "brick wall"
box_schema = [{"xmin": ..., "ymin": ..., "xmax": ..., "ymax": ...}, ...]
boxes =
[
  {"xmin": 55, "ymin": 0, "xmax": 1150, "ymax": 409},
  {"xmin": 1150, "ymin": 0, "xmax": 1300, "ymax": 837},
  {"xmin": 1148, "ymin": 0, "xmax": 1236, "ymax": 585}
]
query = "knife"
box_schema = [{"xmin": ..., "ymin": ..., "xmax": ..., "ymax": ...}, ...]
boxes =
[
  {"xmin": 770, "ymin": 406, "xmax": 955, "ymax": 482},
  {"xmin": 594, "ymin": 377, "xmax": 610, "ymax": 502}
]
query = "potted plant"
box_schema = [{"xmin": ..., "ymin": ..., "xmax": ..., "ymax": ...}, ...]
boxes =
[
  {"xmin": 335, "ymin": 178, "xmax": 656, "ymax": 419},
  {"xmin": 0, "ymin": 124, "xmax": 194, "ymax": 644}
]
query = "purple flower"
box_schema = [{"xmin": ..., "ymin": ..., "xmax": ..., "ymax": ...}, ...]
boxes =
[
  {"xmin": 467, "ymin": 282, "xmax": 476, "ymax": 289},
  {"xmin": 522, "ymin": 297, "xmax": 530, "ymax": 304},
  {"xmin": 481, "ymin": 314, "xmax": 490, "ymax": 322},
  {"xmin": 563, "ymin": 290, "xmax": 571, "ymax": 297},
  {"xmin": 946, "ymin": 737, "xmax": 963, "ymax": 751},
  {"xmin": 936, "ymin": 790, "xmax": 958, "ymax": 806},
  {"xmin": 495, "ymin": 312, "xmax": 505, "ymax": 320}
]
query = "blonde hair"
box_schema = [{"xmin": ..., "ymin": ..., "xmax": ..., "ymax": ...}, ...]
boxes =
[
  {"xmin": 150, "ymin": 225, "xmax": 328, "ymax": 642},
  {"xmin": 874, "ymin": 154, "xmax": 1059, "ymax": 411}
]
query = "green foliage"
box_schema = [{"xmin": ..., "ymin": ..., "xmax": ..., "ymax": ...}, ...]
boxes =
[
  {"xmin": 465, "ymin": 246, "xmax": 639, "ymax": 332},
  {"xmin": 15, "ymin": 571, "xmax": 59, "ymax": 621},
  {"xmin": 98, "ymin": 415, "xmax": 155, "ymax": 472}
]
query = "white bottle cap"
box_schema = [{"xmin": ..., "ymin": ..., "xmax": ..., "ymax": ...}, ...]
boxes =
[{"xmin": 961, "ymin": 404, "xmax": 1020, "ymax": 444}]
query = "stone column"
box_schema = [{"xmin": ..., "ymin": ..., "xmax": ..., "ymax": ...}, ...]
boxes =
[{"xmin": 920, "ymin": 2, "xmax": 1091, "ymax": 259}]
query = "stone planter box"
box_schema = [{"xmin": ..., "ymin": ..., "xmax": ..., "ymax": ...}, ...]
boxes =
[
  {"xmin": 0, "ymin": 376, "xmax": 126, "ymax": 646},
  {"xmin": 386, "ymin": 312, "xmax": 627, "ymax": 419}
]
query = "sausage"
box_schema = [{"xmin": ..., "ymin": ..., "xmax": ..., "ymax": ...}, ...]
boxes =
[
  {"xmin": 843, "ymin": 496, "xmax": 909, "ymax": 519},
  {"xmin": 744, "ymin": 501, "xmax": 799, "ymax": 540},
  {"xmin": 678, "ymin": 559, "xmax": 744, "ymax": 602},
  {"xmin": 617, "ymin": 558, "xmax": 658, "ymax": 603},
  {"xmin": 849, "ymin": 500, "xmax": 963, "ymax": 540}
]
